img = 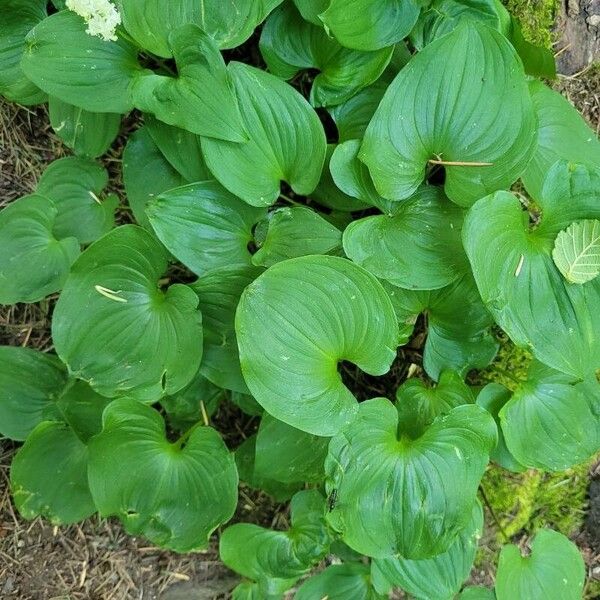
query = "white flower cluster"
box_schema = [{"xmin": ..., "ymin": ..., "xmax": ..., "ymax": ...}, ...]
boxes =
[{"xmin": 65, "ymin": 0, "xmax": 122, "ymax": 42}]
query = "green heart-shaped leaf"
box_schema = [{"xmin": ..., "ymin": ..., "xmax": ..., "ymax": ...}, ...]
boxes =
[
  {"xmin": 297, "ymin": 563, "xmax": 383, "ymax": 600},
  {"xmin": 395, "ymin": 370, "xmax": 475, "ymax": 438},
  {"xmin": 122, "ymin": 127, "xmax": 188, "ymax": 229},
  {"xmin": 410, "ymin": 0, "xmax": 508, "ymax": 50},
  {"xmin": 385, "ymin": 275, "xmax": 497, "ymax": 379},
  {"xmin": 117, "ymin": 0, "xmax": 283, "ymax": 54},
  {"xmin": 371, "ymin": 502, "xmax": 483, "ymax": 599},
  {"xmin": 191, "ymin": 266, "xmax": 263, "ymax": 393},
  {"xmin": 328, "ymin": 82, "xmax": 387, "ymax": 143},
  {"xmin": 0, "ymin": 0, "xmax": 47, "ymax": 104},
  {"xmin": 220, "ymin": 490, "xmax": 331, "ymax": 590},
  {"xmin": 52, "ymin": 225, "xmax": 203, "ymax": 401},
  {"xmin": 147, "ymin": 182, "xmax": 266, "ymax": 277},
  {"xmin": 523, "ymin": 81, "xmax": 600, "ymax": 201},
  {"xmin": 236, "ymin": 256, "xmax": 398, "ymax": 435},
  {"xmin": 552, "ymin": 219, "xmax": 600, "ymax": 284},
  {"xmin": 360, "ymin": 22, "xmax": 535, "ymax": 206},
  {"xmin": 499, "ymin": 363, "xmax": 599, "ymax": 471},
  {"xmin": 22, "ymin": 11, "xmax": 141, "ymax": 113},
  {"xmin": 0, "ymin": 347, "xmax": 66, "ymax": 441},
  {"xmin": 463, "ymin": 161, "xmax": 600, "ymax": 378},
  {"xmin": 11, "ymin": 421, "xmax": 96, "ymax": 524},
  {"xmin": 116, "ymin": 0, "xmax": 202, "ymax": 57},
  {"xmin": 48, "ymin": 96, "xmax": 121, "ymax": 158},
  {"xmin": 320, "ymin": 0, "xmax": 420, "ymax": 51},
  {"xmin": 0, "ymin": 194, "xmax": 80, "ymax": 304},
  {"xmin": 132, "ymin": 25, "xmax": 247, "ymax": 141},
  {"xmin": 36, "ymin": 157, "xmax": 117, "ymax": 245},
  {"xmin": 10, "ymin": 380, "xmax": 110, "ymax": 524},
  {"xmin": 496, "ymin": 529, "xmax": 585, "ymax": 600},
  {"xmin": 145, "ymin": 116, "xmax": 211, "ymax": 183},
  {"xmin": 254, "ymin": 413, "xmax": 329, "ymax": 485},
  {"xmin": 325, "ymin": 400, "xmax": 496, "ymax": 558},
  {"xmin": 330, "ymin": 140, "xmax": 399, "ymax": 214},
  {"xmin": 260, "ymin": 4, "xmax": 393, "ymax": 107},
  {"xmin": 343, "ymin": 185, "xmax": 467, "ymax": 289},
  {"xmin": 202, "ymin": 0, "xmax": 285, "ymax": 49},
  {"xmin": 202, "ymin": 62, "xmax": 327, "ymax": 207},
  {"xmin": 253, "ymin": 207, "xmax": 341, "ymax": 268},
  {"xmin": 476, "ymin": 383, "xmax": 525, "ymax": 472},
  {"xmin": 88, "ymin": 399, "xmax": 238, "ymax": 552},
  {"xmin": 160, "ymin": 371, "xmax": 225, "ymax": 433}
]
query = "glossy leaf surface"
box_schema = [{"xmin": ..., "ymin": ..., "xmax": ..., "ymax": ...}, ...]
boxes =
[
  {"xmin": 360, "ymin": 22, "xmax": 535, "ymax": 206},
  {"xmin": 476, "ymin": 383, "xmax": 525, "ymax": 472},
  {"xmin": 0, "ymin": 347, "xmax": 66, "ymax": 441},
  {"xmin": 395, "ymin": 370, "xmax": 475, "ymax": 438},
  {"xmin": 385, "ymin": 275, "xmax": 497, "ymax": 379},
  {"xmin": 326, "ymin": 400, "xmax": 496, "ymax": 558},
  {"xmin": 22, "ymin": 11, "xmax": 141, "ymax": 113},
  {"xmin": 321, "ymin": 0, "xmax": 421, "ymax": 51},
  {"xmin": 202, "ymin": 63, "xmax": 326, "ymax": 207},
  {"xmin": 499, "ymin": 364, "xmax": 600, "ymax": 471},
  {"xmin": 253, "ymin": 207, "xmax": 341, "ymax": 267},
  {"xmin": 52, "ymin": 226, "xmax": 203, "ymax": 401},
  {"xmin": 236, "ymin": 256, "xmax": 398, "ymax": 435},
  {"xmin": 260, "ymin": 4, "xmax": 393, "ymax": 107},
  {"xmin": 496, "ymin": 529, "xmax": 585, "ymax": 600},
  {"xmin": 132, "ymin": 25, "xmax": 247, "ymax": 141},
  {"xmin": 343, "ymin": 185, "xmax": 467, "ymax": 289},
  {"xmin": 36, "ymin": 157, "xmax": 117, "ymax": 245},
  {"xmin": 192, "ymin": 266, "xmax": 262, "ymax": 393},
  {"xmin": 463, "ymin": 162, "xmax": 600, "ymax": 378},
  {"xmin": 0, "ymin": 0, "xmax": 47, "ymax": 104},
  {"xmin": 48, "ymin": 97, "xmax": 121, "ymax": 158},
  {"xmin": 254, "ymin": 413, "xmax": 329, "ymax": 484},
  {"xmin": 147, "ymin": 182, "xmax": 266, "ymax": 277},
  {"xmin": 220, "ymin": 490, "xmax": 331, "ymax": 589},
  {"xmin": 88, "ymin": 399, "xmax": 238, "ymax": 552},
  {"xmin": 11, "ymin": 421, "xmax": 95, "ymax": 524},
  {"xmin": 145, "ymin": 116, "xmax": 211, "ymax": 183},
  {"xmin": 0, "ymin": 194, "xmax": 79, "ymax": 304},
  {"xmin": 372, "ymin": 502, "xmax": 483, "ymax": 599},
  {"xmin": 410, "ymin": 0, "xmax": 507, "ymax": 49},
  {"xmin": 522, "ymin": 81, "xmax": 600, "ymax": 201},
  {"xmin": 122, "ymin": 127, "xmax": 188, "ymax": 229},
  {"xmin": 297, "ymin": 563, "xmax": 383, "ymax": 600}
]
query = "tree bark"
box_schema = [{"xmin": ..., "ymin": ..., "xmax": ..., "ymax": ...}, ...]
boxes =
[{"xmin": 556, "ymin": 0, "xmax": 600, "ymax": 74}]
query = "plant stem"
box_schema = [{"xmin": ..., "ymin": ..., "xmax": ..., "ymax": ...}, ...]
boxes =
[
  {"xmin": 479, "ymin": 484, "xmax": 510, "ymax": 543},
  {"xmin": 279, "ymin": 193, "xmax": 303, "ymax": 207}
]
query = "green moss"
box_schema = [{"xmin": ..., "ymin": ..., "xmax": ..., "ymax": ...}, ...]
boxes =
[
  {"xmin": 478, "ymin": 459, "xmax": 595, "ymax": 595},
  {"xmin": 481, "ymin": 460, "xmax": 593, "ymax": 543},
  {"xmin": 503, "ymin": 0, "xmax": 559, "ymax": 49},
  {"xmin": 585, "ymin": 579, "xmax": 600, "ymax": 600},
  {"xmin": 481, "ymin": 467, "xmax": 541, "ymax": 538},
  {"xmin": 471, "ymin": 331, "xmax": 532, "ymax": 391},
  {"xmin": 531, "ymin": 463, "xmax": 591, "ymax": 535},
  {"xmin": 473, "ymin": 336, "xmax": 595, "ymax": 593}
]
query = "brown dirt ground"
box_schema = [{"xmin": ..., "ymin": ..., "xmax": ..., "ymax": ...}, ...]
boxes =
[{"xmin": 1, "ymin": 65, "xmax": 600, "ymax": 599}]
